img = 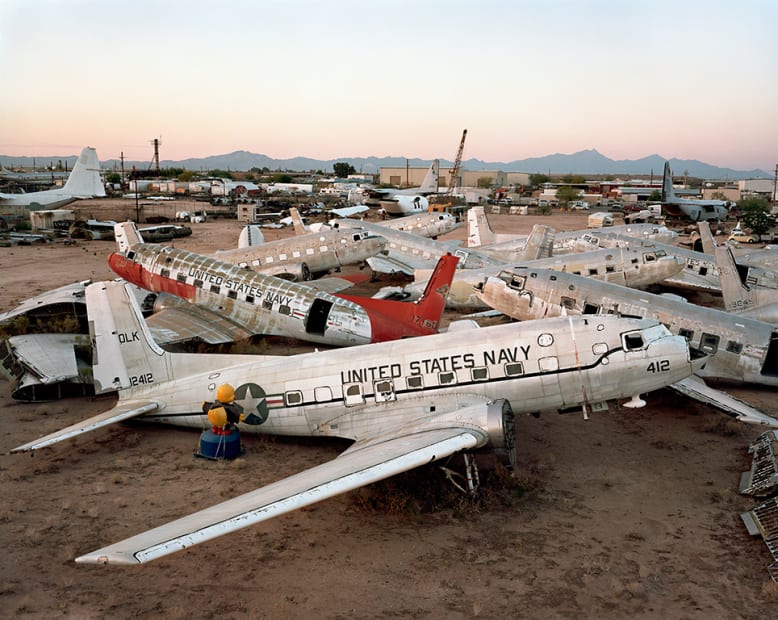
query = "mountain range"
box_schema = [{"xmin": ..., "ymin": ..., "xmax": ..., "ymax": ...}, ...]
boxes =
[{"xmin": 0, "ymin": 148, "xmax": 770, "ymax": 180}]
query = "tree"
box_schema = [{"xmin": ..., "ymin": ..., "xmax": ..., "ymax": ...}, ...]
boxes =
[
  {"xmin": 477, "ymin": 176, "xmax": 493, "ymax": 189},
  {"xmin": 556, "ymin": 185, "xmax": 582, "ymax": 208},
  {"xmin": 648, "ymin": 190, "xmax": 662, "ymax": 202},
  {"xmin": 333, "ymin": 162, "xmax": 356, "ymax": 178},
  {"xmin": 529, "ymin": 173, "xmax": 550, "ymax": 187},
  {"xmin": 739, "ymin": 197, "xmax": 774, "ymax": 239},
  {"xmin": 106, "ymin": 172, "xmax": 121, "ymax": 185}
]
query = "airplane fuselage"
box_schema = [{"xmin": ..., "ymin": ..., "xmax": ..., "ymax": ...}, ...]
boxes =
[
  {"xmin": 109, "ymin": 244, "xmax": 375, "ymax": 346},
  {"xmin": 112, "ymin": 312, "xmax": 701, "ymax": 441},
  {"xmin": 405, "ymin": 245, "xmax": 685, "ymax": 310},
  {"xmin": 475, "ymin": 267, "xmax": 778, "ymax": 387},
  {"xmin": 213, "ymin": 228, "xmax": 386, "ymax": 281}
]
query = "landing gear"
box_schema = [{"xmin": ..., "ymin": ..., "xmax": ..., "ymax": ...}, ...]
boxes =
[{"xmin": 440, "ymin": 453, "xmax": 481, "ymax": 495}]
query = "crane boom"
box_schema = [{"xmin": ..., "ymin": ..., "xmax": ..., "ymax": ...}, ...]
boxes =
[{"xmin": 447, "ymin": 129, "xmax": 467, "ymax": 196}]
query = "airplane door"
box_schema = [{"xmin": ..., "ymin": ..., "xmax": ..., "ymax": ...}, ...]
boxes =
[{"xmin": 306, "ymin": 298, "xmax": 332, "ymax": 335}]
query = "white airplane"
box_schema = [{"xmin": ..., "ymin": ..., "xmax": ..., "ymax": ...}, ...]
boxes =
[
  {"xmin": 109, "ymin": 223, "xmax": 459, "ymax": 347},
  {"xmin": 473, "ymin": 266, "xmax": 778, "ymax": 425},
  {"xmin": 389, "ymin": 244, "xmax": 686, "ymax": 310},
  {"xmin": 466, "ymin": 205, "xmax": 679, "ymax": 253},
  {"xmin": 660, "ymin": 161, "xmax": 732, "ymax": 222},
  {"xmin": 292, "ymin": 207, "xmax": 460, "ymax": 240},
  {"xmin": 328, "ymin": 218, "xmax": 517, "ymax": 276},
  {"xmin": 117, "ymin": 220, "xmax": 386, "ymax": 283},
  {"xmin": 0, "ymin": 147, "xmax": 105, "ymax": 209},
  {"xmin": 366, "ymin": 160, "xmax": 440, "ymax": 216},
  {"xmin": 12, "ymin": 279, "xmax": 701, "ymax": 564}
]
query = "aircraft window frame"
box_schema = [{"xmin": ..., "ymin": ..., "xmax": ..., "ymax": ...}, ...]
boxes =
[
  {"xmin": 239, "ymin": 262, "xmax": 248, "ymax": 269},
  {"xmin": 726, "ymin": 340, "xmax": 743, "ymax": 354},
  {"xmin": 508, "ymin": 275, "xmax": 526, "ymax": 290},
  {"xmin": 306, "ymin": 248, "xmax": 315, "ymax": 256},
  {"xmin": 251, "ymin": 259, "xmax": 261, "ymax": 267},
  {"xmin": 285, "ymin": 391, "xmax": 302, "ymax": 406},
  {"xmin": 227, "ymin": 290, "xmax": 237, "ymax": 300},
  {"xmin": 314, "ymin": 386, "xmax": 333, "ymax": 403},
  {"xmin": 643, "ymin": 253, "xmax": 657, "ymax": 263},
  {"xmin": 605, "ymin": 265, "xmax": 615, "ymax": 273},
  {"xmin": 374, "ymin": 379, "xmax": 396, "ymax": 402},
  {"xmin": 471, "ymin": 366, "xmax": 489, "ymax": 381},
  {"xmin": 505, "ymin": 362, "xmax": 524, "ymax": 376},
  {"xmin": 340, "ymin": 238, "xmax": 348, "ymax": 245},
  {"xmin": 439, "ymin": 371, "xmax": 456, "ymax": 385},
  {"xmin": 561, "ymin": 297, "xmax": 576, "ymax": 310},
  {"xmin": 266, "ymin": 256, "xmax": 274, "ymax": 264},
  {"xmin": 292, "ymin": 250, "xmax": 301, "ymax": 258},
  {"xmin": 177, "ymin": 273, "xmax": 187, "ymax": 283},
  {"xmin": 279, "ymin": 305, "xmax": 291, "ymax": 315},
  {"xmin": 262, "ymin": 299, "xmax": 272, "ymax": 310},
  {"xmin": 700, "ymin": 332, "xmax": 720, "ymax": 354},
  {"xmin": 592, "ymin": 342, "xmax": 608, "ymax": 355},
  {"xmin": 246, "ymin": 295, "xmax": 255, "ymax": 304},
  {"xmin": 160, "ymin": 268, "xmax": 170, "ymax": 279},
  {"xmin": 406, "ymin": 375, "xmax": 424, "ymax": 390},
  {"xmin": 539, "ymin": 356, "xmax": 559, "ymax": 372},
  {"xmin": 583, "ymin": 303, "xmax": 599, "ymax": 314},
  {"xmin": 279, "ymin": 253, "xmax": 288, "ymax": 261},
  {"xmin": 588, "ymin": 268, "xmax": 598, "ymax": 276},
  {"xmin": 623, "ymin": 332, "xmax": 646, "ymax": 351},
  {"xmin": 210, "ymin": 285, "xmax": 220, "ymax": 294},
  {"xmin": 127, "ymin": 250, "xmax": 136, "ymax": 260},
  {"xmin": 319, "ymin": 246, "xmax": 328, "ymax": 253},
  {"xmin": 343, "ymin": 382, "xmax": 365, "ymax": 407},
  {"xmin": 193, "ymin": 279, "xmax": 203, "ymax": 289}
]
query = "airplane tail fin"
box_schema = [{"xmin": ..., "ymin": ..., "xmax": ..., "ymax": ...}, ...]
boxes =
[
  {"xmin": 521, "ymin": 224, "xmax": 555, "ymax": 259},
  {"xmin": 418, "ymin": 159, "xmax": 440, "ymax": 194},
  {"xmin": 467, "ymin": 206, "xmax": 496, "ymax": 247},
  {"xmin": 699, "ymin": 221, "xmax": 757, "ymax": 314},
  {"xmin": 337, "ymin": 253, "xmax": 458, "ymax": 340},
  {"xmin": 114, "ymin": 221, "xmax": 144, "ymax": 252},
  {"xmin": 87, "ymin": 281, "xmax": 173, "ymax": 394},
  {"xmin": 662, "ymin": 161, "xmax": 675, "ymax": 202},
  {"xmin": 62, "ymin": 147, "xmax": 106, "ymax": 198},
  {"xmin": 289, "ymin": 207, "xmax": 309, "ymax": 235}
]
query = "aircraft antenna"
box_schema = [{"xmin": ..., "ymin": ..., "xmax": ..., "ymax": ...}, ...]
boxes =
[{"xmin": 447, "ymin": 129, "xmax": 467, "ymax": 196}]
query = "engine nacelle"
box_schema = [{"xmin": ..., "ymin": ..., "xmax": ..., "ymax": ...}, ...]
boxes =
[{"xmin": 481, "ymin": 398, "xmax": 517, "ymax": 468}]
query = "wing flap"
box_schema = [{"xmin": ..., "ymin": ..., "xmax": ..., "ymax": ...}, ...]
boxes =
[
  {"xmin": 75, "ymin": 427, "xmax": 479, "ymax": 565},
  {"xmin": 12, "ymin": 400, "xmax": 160, "ymax": 452}
]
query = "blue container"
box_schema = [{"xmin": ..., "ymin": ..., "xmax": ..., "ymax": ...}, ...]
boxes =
[{"xmin": 197, "ymin": 428, "xmax": 242, "ymax": 460}]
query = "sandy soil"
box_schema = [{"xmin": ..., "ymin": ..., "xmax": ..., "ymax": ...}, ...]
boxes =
[{"xmin": 1, "ymin": 201, "xmax": 777, "ymax": 619}]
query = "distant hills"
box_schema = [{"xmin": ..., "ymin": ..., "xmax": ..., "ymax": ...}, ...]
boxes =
[{"xmin": 0, "ymin": 148, "xmax": 770, "ymax": 180}]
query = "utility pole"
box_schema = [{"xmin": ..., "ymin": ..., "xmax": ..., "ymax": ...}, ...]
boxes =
[{"xmin": 151, "ymin": 138, "xmax": 161, "ymax": 177}]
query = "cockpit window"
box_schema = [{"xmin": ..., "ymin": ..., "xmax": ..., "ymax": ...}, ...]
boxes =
[{"xmin": 623, "ymin": 332, "xmax": 645, "ymax": 351}]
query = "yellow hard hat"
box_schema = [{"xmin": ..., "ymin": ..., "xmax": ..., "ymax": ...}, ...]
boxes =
[
  {"xmin": 208, "ymin": 406, "xmax": 228, "ymax": 428},
  {"xmin": 216, "ymin": 383, "xmax": 235, "ymax": 403}
]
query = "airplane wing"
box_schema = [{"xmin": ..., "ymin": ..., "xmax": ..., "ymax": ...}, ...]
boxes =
[
  {"xmin": 670, "ymin": 376, "xmax": 778, "ymax": 427},
  {"xmin": 367, "ymin": 254, "xmax": 436, "ymax": 276},
  {"xmin": 12, "ymin": 400, "xmax": 160, "ymax": 452},
  {"xmin": 145, "ymin": 298, "xmax": 255, "ymax": 345},
  {"xmin": 308, "ymin": 274, "xmax": 371, "ymax": 294},
  {"xmin": 75, "ymin": 425, "xmax": 482, "ymax": 565}
]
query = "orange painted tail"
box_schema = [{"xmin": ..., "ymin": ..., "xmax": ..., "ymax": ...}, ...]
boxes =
[{"xmin": 337, "ymin": 253, "xmax": 459, "ymax": 341}]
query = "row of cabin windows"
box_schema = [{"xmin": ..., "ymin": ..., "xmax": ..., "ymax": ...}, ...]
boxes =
[
  {"xmin": 234, "ymin": 235, "xmax": 365, "ymax": 269},
  {"xmin": 169, "ymin": 268, "xmax": 292, "ymax": 314},
  {"xmin": 278, "ymin": 359, "xmax": 569, "ymax": 408}
]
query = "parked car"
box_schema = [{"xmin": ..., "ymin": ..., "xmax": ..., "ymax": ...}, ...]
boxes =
[
  {"xmin": 570, "ymin": 201, "xmax": 590, "ymax": 211},
  {"xmin": 729, "ymin": 232, "xmax": 759, "ymax": 244}
]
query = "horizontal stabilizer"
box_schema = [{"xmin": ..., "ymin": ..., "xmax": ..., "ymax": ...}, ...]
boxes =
[
  {"xmin": 12, "ymin": 400, "xmax": 159, "ymax": 452},
  {"xmin": 76, "ymin": 427, "xmax": 478, "ymax": 565},
  {"xmin": 670, "ymin": 376, "xmax": 778, "ymax": 427}
]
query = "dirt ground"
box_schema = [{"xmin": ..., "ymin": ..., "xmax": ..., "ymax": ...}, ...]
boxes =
[{"xmin": 1, "ymin": 201, "xmax": 777, "ymax": 619}]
